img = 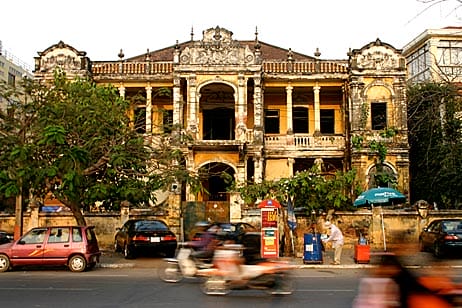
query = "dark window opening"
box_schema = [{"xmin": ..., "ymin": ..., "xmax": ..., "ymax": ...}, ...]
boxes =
[
  {"xmin": 371, "ymin": 102, "xmax": 387, "ymax": 130},
  {"xmin": 203, "ymin": 108, "xmax": 234, "ymax": 140},
  {"xmin": 7, "ymin": 73, "xmax": 15, "ymax": 86},
  {"xmin": 246, "ymin": 157, "xmax": 255, "ymax": 182},
  {"xmin": 294, "ymin": 158, "xmax": 313, "ymax": 173},
  {"xmin": 293, "ymin": 107, "xmax": 309, "ymax": 133},
  {"xmin": 293, "ymin": 158, "xmax": 343, "ymax": 174},
  {"xmin": 320, "ymin": 109, "xmax": 335, "ymax": 134},
  {"xmin": 162, "ymin": 109, "xmax": 173, "ymax": 134},
  {"xmin": 134, "ymin": 107, "xmax": 146, "ymax": 134},
  {"xmin": 264, "ymin": 109, "xmax": 280, "ymax": 134}
]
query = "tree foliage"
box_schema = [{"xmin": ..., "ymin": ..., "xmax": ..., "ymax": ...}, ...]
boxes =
[
  {"xmin": 233, "ymin": 167, "xmax": 359, "ymax": 213},
  {"xmin": 408, "ymin": 81, "xmax": 462, "ymax": 208},
  {"xmin": 0, "ymin": 70, "xmax": 198, "ymax": 225}
]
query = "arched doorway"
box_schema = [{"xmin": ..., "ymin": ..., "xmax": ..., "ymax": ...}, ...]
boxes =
[
  {"xmin": 198, "ymin": 162, "xmax": 235, "ymax": 222},
  {"xmin": 200, "ymin": 83, "xmax": 235, "ymax": 140},
  {"xmin": 367, "ymin": 163, "xmax": 398, "ymax": 189}
]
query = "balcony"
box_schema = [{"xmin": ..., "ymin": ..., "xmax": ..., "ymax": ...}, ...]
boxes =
[{"xmin": 264, "ymin": 134, "xmax": 346, "ymax": 151}]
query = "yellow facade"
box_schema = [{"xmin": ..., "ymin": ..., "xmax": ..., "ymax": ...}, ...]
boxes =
[{"xmin": 33, "ymin": 27, "xmax": 409, "ymax": 225}]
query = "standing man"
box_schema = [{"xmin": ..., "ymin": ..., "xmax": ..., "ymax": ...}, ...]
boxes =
[{"xmin": 323, "ymin": 221, "xmax": 344, "ymax": 265}]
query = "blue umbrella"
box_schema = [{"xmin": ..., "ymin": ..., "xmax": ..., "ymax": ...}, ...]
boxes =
[{"xmin": 354, "ymin": 187, "xmax": 406, "ymax": 207}]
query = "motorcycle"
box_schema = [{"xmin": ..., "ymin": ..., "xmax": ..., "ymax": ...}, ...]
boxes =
[
  {"xmin": 198, "ymin": 244, "xmax": 297, "ymax": 296},
  {"xmin": 158, "ymin": 242, "xmax": 213, "ymax": 283}
]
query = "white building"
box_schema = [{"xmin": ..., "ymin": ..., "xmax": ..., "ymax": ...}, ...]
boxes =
[
  {"xmin": 0, "ymin": 40, "xmax": 33, "ymax": 111},
  {"xmin": 403, "ymin": 26, "xmax": 462, "ymax": 83}
]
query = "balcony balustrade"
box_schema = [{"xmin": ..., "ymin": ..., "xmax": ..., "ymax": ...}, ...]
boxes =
[
  {"xmin": 265, "ymin": 134, "xmax": 346, "ymax": 150},
  {"xmin": 91, "ymin": 60, "xmax": 348, "ymax": 76}
]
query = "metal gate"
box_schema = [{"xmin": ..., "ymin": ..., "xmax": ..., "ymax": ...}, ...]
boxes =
[
  {"xmin": 205, "ymin": 201, "xmax": 229, "ymax": 223},
  {"xmin": 181, "ymin": 201, "xmax": 230, "ymax": 241}
]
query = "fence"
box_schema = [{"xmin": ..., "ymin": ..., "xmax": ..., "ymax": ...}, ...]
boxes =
[{"xmin": 1, "ymin": 205, "xmax": 461, "ymax": 253}]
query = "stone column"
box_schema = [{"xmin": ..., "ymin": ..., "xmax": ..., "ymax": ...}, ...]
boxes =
[
  {"xmin": 230, "ymin": 165, "xmax": 245, "ymax": 221},
  {"xmin": 286, "ymin": 84, "xmax": 293, "ymax": 133},
  {"xmin": 253, "ymin": 76, "xmax": 264, "ymax": 144},
  {"xmin": 185, "ymin": 151, "xmax": 196, "ymax": 202},
  {"xmin": 236, "ymin": 74, "xmax": 247, "ymax": 141},
  {"xmin": 313, "ymin": 82, "xmax": 321, "ymax": 134},
  {"xmin": 120, "ymin": 201, "xmax": 130, "ymax": 224},
  {"xmin": 118, "ymin": 84, "xmax": 125, "ymax": 98},
  {"xmin": 286, "ymin": 83, "xmax": 294, "ymax": 145},
  {"xmin": 187, "ymin": 75, "xmax": 198, "ymax": 139},
  {"xmin": 145, "ymin": 85, "xmax": 152, "ymax": 133},
  {"xmin": 173, "ymin": 76, "xmax": 182, "ymax": 126},
  {"xmin": 27, "ymin": 200, "xmax": 40, "ymax": 231},
  {"xmin": 254, "ymin": 155, "xmax": 263, "ymax": 183},
  {"xmin": 287, "ymin": 158, "xmax": 295, "ymax": 177}
]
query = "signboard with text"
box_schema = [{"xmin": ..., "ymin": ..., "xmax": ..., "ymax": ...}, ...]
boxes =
[{"xmin": 259, "ymin": 201, "xmax": 280, "ymax": 258}]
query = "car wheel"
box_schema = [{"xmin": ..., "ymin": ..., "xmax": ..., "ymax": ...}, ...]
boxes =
[
  {"xmin": 123, "ymin": 243, "xmax": 135, "ymax": 259},
  {"xmin": 0, "ymin": 254, "xmax": 10, "ymax": 272},
  {"xmin": 114, "ymin": 239, "xmax": 121, "ymax": 253},
  {"xmin": 69, "ymin": 255, "xmax": 87, "ymax": 272}
]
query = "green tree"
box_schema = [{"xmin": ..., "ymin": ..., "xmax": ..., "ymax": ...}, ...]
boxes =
[
  {"xmin": 408, "ymin": 81, "xmax": 462, "ymax": 208},
  {"xmin": 0, "ymin": 70, "xmax": 198, "ymax": 225},
  {"xmin": 0, "ymin": 76, "xmax": 37, "ymax": 228},
  {"xmin": 234, "ymin": 167, "xmax": 358, "ymax": 212}
]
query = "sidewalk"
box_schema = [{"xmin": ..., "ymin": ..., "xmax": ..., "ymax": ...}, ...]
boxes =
[{"xmin": 97, "ymin": 246, "xmax": 462, "ymax": 269}]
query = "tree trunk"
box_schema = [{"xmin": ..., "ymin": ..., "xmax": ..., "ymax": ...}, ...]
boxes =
[
  {"xmin": 280, "ymin": 208, "xmax": 294, "ymax": 257},
  {"xmin": 61, "ymin": 199, "xmax": 87, "ymax": 226}
]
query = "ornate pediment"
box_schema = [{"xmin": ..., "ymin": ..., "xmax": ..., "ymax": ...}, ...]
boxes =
[
  {"xmin": 350, "ymin": 39, "xmax": 405, "ymax": 72},
  {"xmin": 35, "ymin": 41, "xmax": 89, "ymax": 73},
  {"xmin": 179, "ymin": 26, "xmax": 256, "ymax": 65}
]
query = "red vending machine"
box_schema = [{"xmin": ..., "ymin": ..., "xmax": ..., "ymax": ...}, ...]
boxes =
[{"xmin": 258, "ymin": 199, "xmax": 280, "ymax": 258}]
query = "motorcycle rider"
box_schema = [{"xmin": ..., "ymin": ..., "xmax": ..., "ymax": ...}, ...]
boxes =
[{"xmin": 189, "ymin": 224, "xmax": 222, "ymax": 261}]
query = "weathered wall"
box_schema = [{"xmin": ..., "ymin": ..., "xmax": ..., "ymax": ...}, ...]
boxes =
[{"xmin": 1, "ymin": 207, "xmax": 461, "ymax": 254}]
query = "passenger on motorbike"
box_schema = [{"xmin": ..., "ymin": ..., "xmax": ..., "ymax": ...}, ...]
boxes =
[{"xmin": 189, "ymin": 225, "xmax": 223, "ymax": 261}]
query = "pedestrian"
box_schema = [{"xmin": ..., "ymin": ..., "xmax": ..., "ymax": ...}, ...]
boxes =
[{"xmin": 322, "ymin": 221, "xmax": 344, "ymax": 265}]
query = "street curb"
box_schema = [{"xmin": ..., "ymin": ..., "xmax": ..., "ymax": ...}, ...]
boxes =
[
  {"xmin": 97, "ymin": 263, "xmax": 135, "ymax": 269},
  {"xmin": 97, "ymin": 262, "xmax": 462, "ymax": 270},
  {"xmin": 299, "ymin": 264, "xmax": 374, "ymax": 269}
]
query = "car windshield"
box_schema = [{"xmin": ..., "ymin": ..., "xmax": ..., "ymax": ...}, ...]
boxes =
[
  {"xmin": 134, "ymin": 220, "xmax": 168, "ymax": 231},
  {"xmin": 442, "ymin": 221, "xmax": 462, "ymax": 232}
]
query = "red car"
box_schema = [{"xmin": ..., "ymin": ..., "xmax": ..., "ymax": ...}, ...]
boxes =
[{"xmin": 0, "ymin": 226, "xmax": 101, "ymax": 272}]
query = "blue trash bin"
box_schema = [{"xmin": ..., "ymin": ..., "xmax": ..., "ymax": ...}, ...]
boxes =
[{"xmin": 303, "ymin": 233, "xmax": 323, "ymax": 264}]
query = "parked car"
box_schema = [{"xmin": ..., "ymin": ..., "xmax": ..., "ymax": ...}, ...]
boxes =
[
  {"xmin": 0, "ymin": 230, "xmax": 13, "ymax": 245},
  {"xmin": 191, "ymin": 222, "xmax": 261, "ymax": 263},
  {"xmin": 0, "ymin": 226, "xmax": 101, "ymax": 272},
  {"xmin": 419, "ymin": 218, "xmax": 462, "ymax": 258},
  {"xmin": 114, "ymin": 219, "xmax": 177, "ymax": 259},
  {"xmin": 192, "ymin": 222, "xmax": 258, "ymax": 243}
]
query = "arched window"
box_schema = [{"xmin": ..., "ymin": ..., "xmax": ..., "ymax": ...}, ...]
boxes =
[{"xmin": 368, "ymin": 164, "xmax": 397, "ymax": 189}]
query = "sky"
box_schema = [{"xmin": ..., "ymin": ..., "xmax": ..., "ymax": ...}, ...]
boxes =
[{"xmin": 2, "ymin": 0, "xmax": 462, "ymax": 70}]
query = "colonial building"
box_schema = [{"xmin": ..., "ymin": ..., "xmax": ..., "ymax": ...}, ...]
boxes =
[{"xmin": 32, "ymin": 26, "xmax": 409, "ymax": 230}]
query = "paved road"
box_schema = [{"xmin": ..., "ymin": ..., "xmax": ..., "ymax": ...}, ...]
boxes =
[
  {"xmin": 99, "ymin": 244, "xmax": 462, "ymax": 270},
  {"xmin": 0, "ymin": 267, "xmax": 363, "ymax": 308}
]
